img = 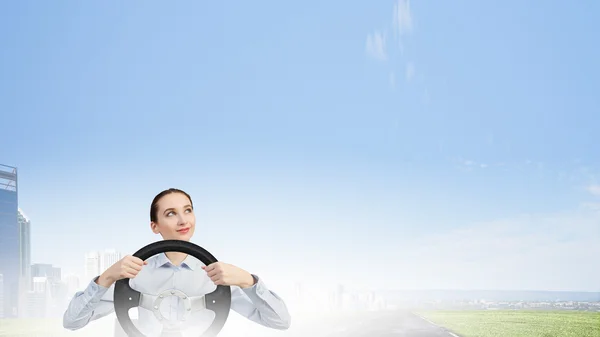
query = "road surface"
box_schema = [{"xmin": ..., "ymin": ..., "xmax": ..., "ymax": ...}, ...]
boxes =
[
  {"xmin": 0, "ymin": 311, "xmax": 460, "ymax": 337},
  {"xmin": 282, "ymin": 311, "xmax": 459, "ymax": 337}
]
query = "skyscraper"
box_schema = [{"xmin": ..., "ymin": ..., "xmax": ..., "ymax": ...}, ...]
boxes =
[
  {"xmin": 84, "ymin": 249, "xmax": 123, "ymax": 282},
  {"xmin": 31, "ymin": 264, "xmax": 61, "ymax": 283},
  {"xmin": 62, "ymin": 273, "xmax": 80, "ymax": 297},
  {"xmin": 0, "ymin": 164, "xmax": 20, "ymax": 318},
  {"xmin": 84, "ymin": 251, "xmax": 100, "ymax": 282},
  {"xmin": 100, "ymin": 249, "xmax": 122, "ymax": 272},
  {"xmin": 18, "ymin": 208, "xmax": 31, "ymax": 292}
]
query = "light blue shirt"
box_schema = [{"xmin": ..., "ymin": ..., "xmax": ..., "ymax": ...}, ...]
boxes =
[{"xmin": 62, "ymin": 253, "xmax": 291, "ymax": 336}]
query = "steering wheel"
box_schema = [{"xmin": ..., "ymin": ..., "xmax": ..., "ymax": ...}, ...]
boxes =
[{"xmin": 114, "ymin": 240, "xmax": 232, "ymax": 337}]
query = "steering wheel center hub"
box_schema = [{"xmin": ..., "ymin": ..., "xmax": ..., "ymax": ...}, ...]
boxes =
[{"xmin": 152, "ymin": 289, "xmax": 194, "ymax": 323}]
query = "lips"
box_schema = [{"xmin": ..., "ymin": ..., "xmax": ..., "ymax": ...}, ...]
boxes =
[{"xmin": 177, "ymin": 228, "xmax": 190, "ymax": 234}]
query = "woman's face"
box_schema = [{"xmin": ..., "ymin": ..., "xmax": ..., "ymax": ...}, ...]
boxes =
[{"xmin": 150, "ymin": 192, "xmax": 196, "ymax": 241}]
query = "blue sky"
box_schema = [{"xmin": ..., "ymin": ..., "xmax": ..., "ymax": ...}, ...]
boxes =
[{"xmin": 1, "ymin": 1, "xmax": 599, "ymax": 292}]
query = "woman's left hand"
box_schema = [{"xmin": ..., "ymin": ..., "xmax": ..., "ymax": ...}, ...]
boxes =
[{"xmin": 202, "ymin": 262, "xmax": 256, "ymax": 288}]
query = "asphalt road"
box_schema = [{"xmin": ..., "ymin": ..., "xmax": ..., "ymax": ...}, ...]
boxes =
[{"xmin": 286, "ymin": 311, "xmax": 458, "ymax": 337}]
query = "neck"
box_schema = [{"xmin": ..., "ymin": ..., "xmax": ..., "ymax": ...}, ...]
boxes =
[{"xmin": 165, "ymin": 251, "xmax": 188, "ymax": 265}]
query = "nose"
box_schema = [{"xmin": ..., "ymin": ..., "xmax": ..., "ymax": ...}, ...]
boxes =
[{"xmin": 177, "ymin": 213, "xmax": 187, "ymax": 226}]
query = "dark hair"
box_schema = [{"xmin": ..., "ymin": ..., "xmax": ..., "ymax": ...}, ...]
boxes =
[{"xmin": 150, "ymin": 188, "xmax": 193, "ymax": 222}]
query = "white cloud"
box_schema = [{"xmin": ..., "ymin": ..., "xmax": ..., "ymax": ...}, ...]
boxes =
[
  {"xmin": 455, "ymin": 158, "xmax": 490, "ymax": 171},
  {"xmin": 454, "ymin": 158, "xmax": 553, "ymax": 172},
  {"xmin": 389, "ymin": 71, "xmax": 396, "ymax": 87},
  {"xmin": 366, "ymin": 31, "xmax": 387, "ymax": 60},
  {"xmin": 393, "ymin": 0, "xmax": 413, "ymax": 37},
  {"xmin": 582, "ymin": 202, "xmax": 600, "ymax": 212},
  {"xmin": 587, "ymin": 184, "xmax": 600, "ymax": 196},
  {"xmin": 393, "ymin": 0, "xmax": 414, "ymax": 84},
  {"xmin": 405, "ymin": 62, "xmax": 415, "ymax": 82},
  {"xmin": 422, "ymin": 88, "xmax": 430, "ymax": 105},
  {"xmin": 366, "ymin": 0, "xmax": 421, "ymax": 91}
]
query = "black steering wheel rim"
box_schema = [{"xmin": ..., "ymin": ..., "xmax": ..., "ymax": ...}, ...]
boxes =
[{"xmin": 114, "ymin": 240, "xmax": 232, "ymax": 337}]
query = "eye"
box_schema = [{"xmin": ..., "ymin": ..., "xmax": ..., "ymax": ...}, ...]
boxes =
[
  {"xmin": 166, "ymin": 211, "xmax": 175, "ymax": 216},
  {"xmin": 185, "ymin": 208, "xmax": 193, "ymax": 213}
]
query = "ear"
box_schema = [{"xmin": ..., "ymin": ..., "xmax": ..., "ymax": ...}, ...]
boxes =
[{"xmin": 150, "ymin": 221, "xmax": 160, "ymax": 234}]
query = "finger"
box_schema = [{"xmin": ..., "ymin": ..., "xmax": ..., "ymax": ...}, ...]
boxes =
[
  {"xmin": 206, "ymin": 269, "xmax": 220, "ymax": 277},
  {"xmin": 123, "ymin": 272, "xmax": 137, "ymax": 279},
  {"xmin": 204, "ymin": 263, "xmax": 216, "ymax": 272},
  {"xmin": 123, "ymin": 266, "xmax": 139, "ymax": 275},
  {"xmin": 210, "ymin": 274, "xmax": 224, "ymax": 283},
  {"xmin": 127, "ymin": 263, "xmax": 143, "ymax": 272},
  {"xmin": 131, "ymin": 258, "xmax": 145, "ymax": 266}
]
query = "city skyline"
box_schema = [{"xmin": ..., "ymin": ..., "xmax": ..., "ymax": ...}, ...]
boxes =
[
  {"xmin": 0, "ymin": 162, "xmax": 597, "ymax": 322},
  {"xmin": 0, "ymin": 159, "xmax": 598, "ymax": 311}
]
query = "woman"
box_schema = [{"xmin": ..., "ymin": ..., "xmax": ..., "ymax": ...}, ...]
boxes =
[{"xmin": 62, "ymin": 188, "xmax": 291, "ymax": 335}]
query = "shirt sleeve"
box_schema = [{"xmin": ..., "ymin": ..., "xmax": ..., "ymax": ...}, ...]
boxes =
[
  {"xmin": 229, "ymin": 274, "xmax": 291, "ymax": 330},
  {"xmin": 62, "ymin": 276, "xmax": 116, "ymax": 330}
]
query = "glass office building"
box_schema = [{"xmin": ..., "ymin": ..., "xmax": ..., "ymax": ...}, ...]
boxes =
[{"xmin": 0, "ymin": 164, "xmax": 20, "ymax": 318}]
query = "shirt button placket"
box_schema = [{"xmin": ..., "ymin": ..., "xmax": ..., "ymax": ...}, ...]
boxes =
[{"xmin": 173, "ymin": 267, "xmax": 179, "ymax": 320}]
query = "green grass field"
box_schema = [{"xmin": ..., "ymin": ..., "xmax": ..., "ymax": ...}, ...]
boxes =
[{"xmin": 417, "ymin": 310, "xmax": 600, "ymax": 337}]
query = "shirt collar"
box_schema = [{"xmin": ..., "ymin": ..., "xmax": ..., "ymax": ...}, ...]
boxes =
[{"xmin": 155, "ymin": 252, "xmax": 200, "ymax": 270}]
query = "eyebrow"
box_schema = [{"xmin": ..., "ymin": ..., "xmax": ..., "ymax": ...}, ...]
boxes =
[{"xmin": 163, "ymin": 204, "xmax": 193, "ymax": 214}]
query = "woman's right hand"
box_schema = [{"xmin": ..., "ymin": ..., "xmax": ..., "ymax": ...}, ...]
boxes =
[{"xmin": 96, "ymin": 255, "xmax": 148, "ymax": 287}]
